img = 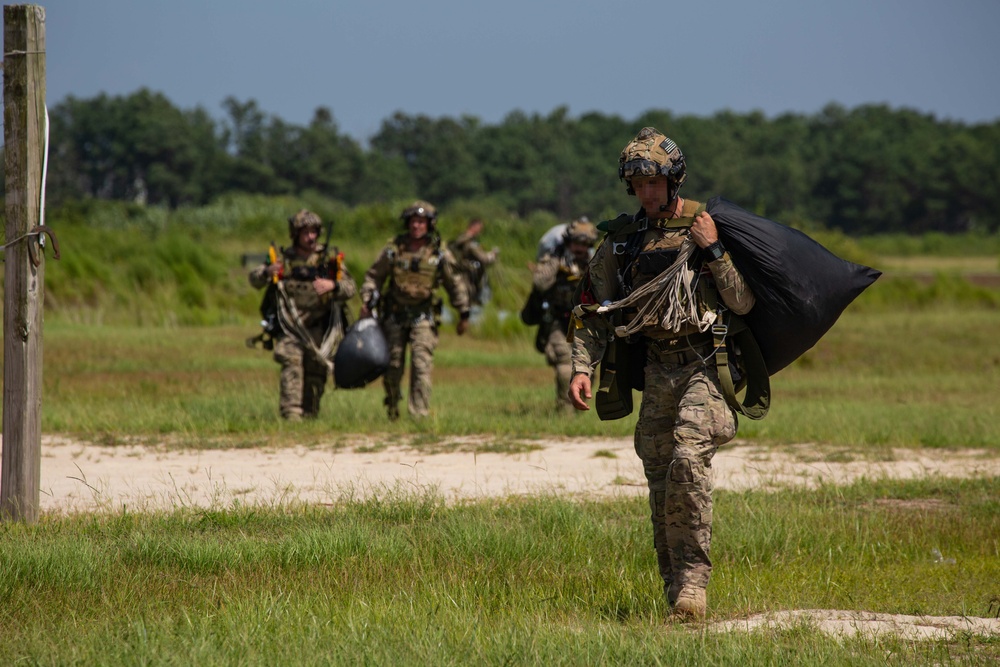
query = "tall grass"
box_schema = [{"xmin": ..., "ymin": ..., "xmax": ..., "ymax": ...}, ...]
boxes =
[
  {"xmin": 30, "ymin": 194, "xmax": 557, "ymax": 327},
  {"xmin": 19, "ymin": 194, "xmax": 998, "ymax": 330},
  {"xmin": 1, "ymin": 477, "xmax": 997, "ymax": 664},
  {"xmin": 2, "ymin": 195, "xmax": 998, "ymax": 446}
]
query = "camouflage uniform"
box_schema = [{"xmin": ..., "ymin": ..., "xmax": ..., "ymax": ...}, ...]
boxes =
[
  {"xmin": 572, "ymin": 198, "xmax": 754, "ymax": 607},
  {"xmin": 249, "ymin": 245, "xmax": 357, "ymax": 419},
  {"xmin": 449, "ymin": 225, "xmax": 497, "ymax": 307},
  {"xmin": 360, "ymin": 233, "xmax": 469, "ymax": 419},
  {"xmin": 532, "ymin": 246, "xmax": 589, "ymax": 412}
]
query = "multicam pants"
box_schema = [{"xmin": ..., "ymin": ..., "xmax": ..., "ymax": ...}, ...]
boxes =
[
  {"xmin": 381, "ymin": 317, "xmax": 438, "ymax": 418},
  {"xmin": 634, "ymin": 346, "xmax": 738, "ymax": 603},
  {"xmin": 543, "ymin": 324, "xmax": 573, "ymax": 413},
  {"xmin": 273, "ymin": 329, "xmax": 329, "ymax": 419}
]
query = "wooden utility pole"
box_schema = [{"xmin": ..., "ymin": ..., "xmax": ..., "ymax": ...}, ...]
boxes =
[{"xmin": 2, "ymin": 4, "xmax": 46, "ymax": 523}]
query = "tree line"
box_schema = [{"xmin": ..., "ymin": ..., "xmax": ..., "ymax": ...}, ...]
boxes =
[{"xmin": 36, "ymin": 88, "xmax": 1000, "ymax": 234}]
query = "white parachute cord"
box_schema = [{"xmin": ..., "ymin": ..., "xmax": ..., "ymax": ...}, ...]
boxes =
[
  {"xmin": 598, "ymin": 238, "xmax": 709, "ymax": 338},
  {"xmin": 275, "ymin": 282, "xmax": 337, "ymax": 374}
]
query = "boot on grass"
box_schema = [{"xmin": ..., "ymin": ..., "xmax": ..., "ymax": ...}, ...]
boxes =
[{"xmin": 672, "ymin": 586, "xmax": 706, "ymax": 620}]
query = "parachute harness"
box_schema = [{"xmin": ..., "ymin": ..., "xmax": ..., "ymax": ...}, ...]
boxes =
[
  {"xmin": 275, "ymin": 282, "xmax": 345, "ymax": 373},
  {"xmin": 575, "ymin": 236, "xmax": 717, "ymax": 341}
]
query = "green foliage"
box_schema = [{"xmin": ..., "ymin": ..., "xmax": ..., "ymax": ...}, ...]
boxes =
[
  {"xmin": 32, "ymin": 89, "xmax": 1000, "ymax": 234},
  {"xmin": 854, "ymin": 274, "xmax": 1000, "ymax": 310},
  {"xmin": 858, "ymin": 231, "xmax": 1000, "ymax": 256},
  {"xmin": 22, "ymin": 196, "xmax": 997, "ymax": 331}
]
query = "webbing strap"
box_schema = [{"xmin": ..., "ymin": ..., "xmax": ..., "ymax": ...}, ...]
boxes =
[
  {"xmin": 713, "ymin": 314, "xmax": 770, "ymax": 420},
  {"xmin": 276, "ymin": 282, "xmax": 345, "ymax": 373},
  {"xmin": 595, "ymin": 334, "xmax": 634, "ymax": 421}
]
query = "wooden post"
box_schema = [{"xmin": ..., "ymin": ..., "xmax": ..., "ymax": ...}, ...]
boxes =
[{"xmin": 2, "ymin": 4, "xmax": 46, "ymax": 523}]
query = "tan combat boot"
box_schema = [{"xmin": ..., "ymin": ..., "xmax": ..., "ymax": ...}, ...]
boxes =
[{"xmin": 672, "ymin": 586, "xmax": 706, "ymax": 620}]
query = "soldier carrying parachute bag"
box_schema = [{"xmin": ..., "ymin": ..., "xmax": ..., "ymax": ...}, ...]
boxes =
[
  {"xmin": 527, "ymin": 219, "xmax": 599, "ymax": 413},
  {"xmin": 448, "ymin": 217, "xmax": 499, "ymax": 309},
  {"xmin": 568, "ymin": 126, "xmax": 880, "ymax": 623},
  {"xmin": 358, "ymin": 200, "xmax": 472, "ymax": 421},
  {"xmin": 247, "ymin": 210, "xmax": 357, "ymax": 420},
  {"xmin": 334, "ymin": 291, "xmax": 390, "ymax": 389}
]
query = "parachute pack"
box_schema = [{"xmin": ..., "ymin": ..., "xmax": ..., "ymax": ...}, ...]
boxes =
[
  {"xmin": 705, "ymin": 197, "xmax": 881, "ymax": 376},
  {"xmin": 333, "ymin": 318, "xmax": 390, "ymax": 389},
  {"xmin": 589, "ymin": 198, "xmax": 881, "ymax": 421}
]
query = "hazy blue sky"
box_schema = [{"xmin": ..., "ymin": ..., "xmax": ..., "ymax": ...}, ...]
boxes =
[{"xmin": 40, "ymin": 0, "xmax": 1000, "ymax": 141}]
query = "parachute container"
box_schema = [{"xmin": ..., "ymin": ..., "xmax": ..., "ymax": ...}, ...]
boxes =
[{"xmin": 333, "ymin": 318, "xmax": 390, "ymax": 389}]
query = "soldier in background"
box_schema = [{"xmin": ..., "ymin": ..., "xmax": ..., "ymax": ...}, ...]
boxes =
[
  {"xmin": 529, "ymin": 219, "xmax": 598, "ymax": 413},
  {"xmin": 569, "ymin": 127, "xmax": 755, "ymax": 619},
  {"xmin": 248, "ymin": 209, "xmax": 357, "ymax": 420},
  {"xmin": 448, "ymin": 217, "xmax": 499, "ymax": 308},
  {"xmin": 359, "ymin": 200, "xmax": 470, "ymax": 420}
]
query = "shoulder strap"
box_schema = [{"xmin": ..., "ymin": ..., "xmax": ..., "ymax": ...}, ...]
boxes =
[
  {"xmin": 713, "ymin": 313, "xmax": 770, "ymax": 420},
  {"xmin": 683, "ymin": 199, "xmax": 706, "ymax": 217},
  {"xmin": 597, "ymin": 212, "xmax": 632, "ymax": 234},
  {"xmin": 700, "ymin": 279, "xmax": 769, "ymax": 420}
]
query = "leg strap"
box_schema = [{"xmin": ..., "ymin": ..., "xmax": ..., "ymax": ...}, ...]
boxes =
[{"xmin": 713, "ymin": 314, "xmax": 770, "ymax": 420}]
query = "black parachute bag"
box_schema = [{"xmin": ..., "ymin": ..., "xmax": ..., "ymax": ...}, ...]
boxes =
[
  {"xmin": 333, "ymin": 317, "xmax": 390, "ymax": 389},
  {"xmin": 706, "ymin": 197, "xmax": 881, "ymax": 375}
]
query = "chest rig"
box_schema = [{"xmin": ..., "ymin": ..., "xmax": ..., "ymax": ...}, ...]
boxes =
[
  {"xmin": 608, "ymin": 201, "xmax": 712, "ymax": 337},
  {"xmin": 589, "ymin": 201, "xmax": 770, "ymax": 422},
  {"xmin": 280, "ymin": 248, "xmax": 330, "ymax": 328},
  {"xmin": 390, "ymin": 236, "xmax": 443, "ymax": 307}
]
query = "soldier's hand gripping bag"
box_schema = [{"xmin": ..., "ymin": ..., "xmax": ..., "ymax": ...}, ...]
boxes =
[
  {"xmin": 706, "ymin": 197, "xmax": 881, "ymax": 375},
  {"xmin": 333, "ymin": 318, "xmax": 390, "ymax": 389}
]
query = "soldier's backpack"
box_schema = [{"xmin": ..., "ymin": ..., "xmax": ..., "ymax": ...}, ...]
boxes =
[{"xmin": 520, "ymin": 287, "xmax": 545, "ymax": 327}]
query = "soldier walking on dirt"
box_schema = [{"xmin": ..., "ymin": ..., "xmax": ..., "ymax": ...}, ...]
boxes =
[
  {"xmin": 248, "ymin": 210, "xmax": 357, "ymax": 420},
  {"xmin": 359, "ymin": 200, "xmax": 470, "ymax": 420},
  {"xmin": 568, "ymin": 128, "xmax": 756, "ymax": 619}
]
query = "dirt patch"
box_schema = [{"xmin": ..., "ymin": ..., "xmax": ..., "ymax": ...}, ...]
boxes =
[
  {"xmin": 707, "ymin": 609, "xmax": 1000, "ymax": 640},
  {"xmin": 30, "ymin": 435, "xmax": 1000, "ymax": 513}
]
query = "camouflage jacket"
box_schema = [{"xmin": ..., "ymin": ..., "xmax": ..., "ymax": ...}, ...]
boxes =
[
  {"xmin": 449, "ymin": 230, "xmax": 497, "ymax": 270},
  {"xmin": 360, "ymin": 234, "xmax": 470, "ymax": 317},
  {"xmin": 532, "ymin": 247, "xmax": 589, "ymax": 326},
  {"xmin": 571, "ymin": 200, "xmax": 755, "ymax": 375},
  {"xmin": 248, "ymin": 245, "xmax": 357, "ymax": 331}
]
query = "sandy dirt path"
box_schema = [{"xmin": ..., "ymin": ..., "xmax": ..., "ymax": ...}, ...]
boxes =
[{"xmin": 32, "ymin": 435, "xmax": 1000, "ymax": 512}]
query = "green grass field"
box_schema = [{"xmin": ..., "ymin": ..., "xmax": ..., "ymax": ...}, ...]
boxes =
[
  {"xmin": 2, "ymin": 198, "xmax": 999, "ymax": 663},
  {"xmin": 1, "ymin": 290, "xmax": 997, "ymax": 663},
  {"xmin": 1, "ymin": 478, "xmax": 998, "ymax": 665},
  {"xmin": 25, "ymin": 303, "xmax": 1000, "ymax": 451}
]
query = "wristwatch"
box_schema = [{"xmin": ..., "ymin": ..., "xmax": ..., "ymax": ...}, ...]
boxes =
[{"xmin": 705, "ymin": 241, "xmax": 726, "ymax": 262}]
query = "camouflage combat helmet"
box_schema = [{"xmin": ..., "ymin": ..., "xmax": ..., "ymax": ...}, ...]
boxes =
[
  {"xmin": 400, "ymin": 200, "xmax": 438, "ymax": 228},
  {"xmin": 287, "ymin": 209, "xmax": 323, "ymax": 240},
  {"xmin": 619, "ymin": 127, "xmax": 687, "ymax": 200},
  {"xmin": 564, "ymin": 218, "xmax": 598, "ymax": 246}
]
